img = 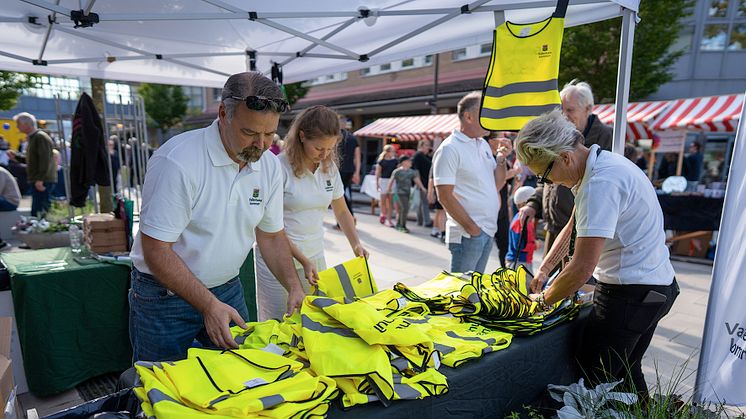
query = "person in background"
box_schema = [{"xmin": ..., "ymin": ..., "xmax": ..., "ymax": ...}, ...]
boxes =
[
  {"xmin": 427, "ymin": 165, "xmax": 446, "ymax": 243},
  {"xmin": 516, "ymin": 110, "xmax": 678, "ymax": 400},
  {"xmin": 129, "ymin": 72, "xmax": 303, "ymax": 361},
  {"xmin": 0, "ymin": 135, "xmax": 10, "ymax": 168},
  {"xmin": 13, "ymin": 112, "xmax": 56, "ymax": 217},
  {"xmin": 433, "ymin": 91, "xmax": 511, "ymax": 274},
  {"xmin": 682, "ymin": 141, "xmax": 703, "ymax": 182},
  {"xmin": 387, "ymin": 155, "xmax": 426, "ymax": 233},
  {"xmin": 506, "ymin": 186, "xmax": 536, "ymax": 269},
  {"xmin": 657, "ymin": 153, "xmax": 678, "ymax": 181},
  {"xmin": 488, "ymin": 132, "xmax": 520, "ymax": 268},
  {"xmin": 0, "ymin": 165, "xmax": 22, "ymax": 249},
  {"xmin": 518, "ymin": 80, "xmax": 612, "ymax": 258},
  {"xmin": 337, "ymin": 115, "xmax": 361, "ymax": 222},
  {"xmin": 108, "ymin": 136, "xmax": 122, "ymax": 192},
  {"xmin": 624, "ymin": 143, "xmax": 638, "ymax": 163},
  {"xmin": 412, "ymin": 139, "xmax": 433, "ymax": 228},
  {"xmin": 375, "ymin": 144, "xmax": 398, "ymax": 227},
  {"xmin": 255, "ymin": 106, "xmax": 368, "ymax": 321},
  {"xmin": 269, "ymin": 134, "xmax": 282, "ymax": 155}
]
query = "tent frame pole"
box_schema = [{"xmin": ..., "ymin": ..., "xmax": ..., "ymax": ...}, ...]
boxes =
[{"xmin": 612, "ymin": 7, "xmax": 636, "ymax": 155}]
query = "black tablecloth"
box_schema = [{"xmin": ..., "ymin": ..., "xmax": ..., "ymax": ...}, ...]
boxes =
[{"xmin": 657, "ymin": 194, "xmax": 724, "ymax": 231}]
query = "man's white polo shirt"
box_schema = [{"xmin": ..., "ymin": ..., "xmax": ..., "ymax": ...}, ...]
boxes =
[
  {"xmin": 278, "ymin": 153, "xmax": 344, "ymax": 265},
  {"xmin": 574, "ymin": 144, "xmax": 675, "ymax": 286},
  {"xmin": 130, "ymin": 120, "xmax": 284, "ymax": 288},
  {"xmin": 433, "ymin": 129, "xmax": 499, "ymax": 243}
]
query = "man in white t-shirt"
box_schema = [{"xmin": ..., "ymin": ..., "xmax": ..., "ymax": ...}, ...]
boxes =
[
  {"xmin": 433, "ymin": 91, "xmax": 511, "ymax": 273},
  {"xmin": 129, "ymin": 72, "xmax": 304, "ymax": 362}
]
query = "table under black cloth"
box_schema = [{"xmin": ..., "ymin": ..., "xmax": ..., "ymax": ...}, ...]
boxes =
[
  {"xmin": 657, "ymin": 194, "xmax": 724, "ymax": 231},
  {"xmin": 53, "ymin": 309, "xmax": 590, "ymax": 419}
]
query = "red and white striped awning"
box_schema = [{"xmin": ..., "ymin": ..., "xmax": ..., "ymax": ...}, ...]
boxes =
[
  {"xmin": 652, "ymin": 94, "xmax": 744, "ymax": 132},
  {"xmin": 354, "ymin": 114, "xmax": 459, "ymax": 141},
  {"xmin": 593, "ymin": 100, "xmax": 671, "ymax": 140}
]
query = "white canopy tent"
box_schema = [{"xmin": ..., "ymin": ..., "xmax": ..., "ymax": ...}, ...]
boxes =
[{"xmin": 0, "ymin": 0, "xmax": 639, "ymax": 152}]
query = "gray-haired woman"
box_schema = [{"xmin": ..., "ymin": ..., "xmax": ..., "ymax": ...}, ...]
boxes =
[{"xmin": 515, "ymin": 110, "xmax": 679, "ymax": 399}]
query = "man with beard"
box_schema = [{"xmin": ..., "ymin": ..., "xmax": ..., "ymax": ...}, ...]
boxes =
[{"xmin": 129, "ymin": 72, "xmax": 305, "ymax": 362}]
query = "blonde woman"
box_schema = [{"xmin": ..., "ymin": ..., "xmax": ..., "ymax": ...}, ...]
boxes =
[
  {"xmin": 255, "ymin": 105, "xmax": 369, "ymax": 321},
  {"xmin": 375, "ymin": 144, "xmax": 398, "ymax": 227}
]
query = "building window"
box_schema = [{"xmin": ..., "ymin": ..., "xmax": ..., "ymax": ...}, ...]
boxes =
[
  {"xmin": 379, "ymin": 63, "xmax": 391, "ymax": 71},
  {"xmin": 452, "ymin": 48, "xmax": 467, "ymax": 60},
  {"xmin": 105, "ymin": 82, "xmax": 133, "ymax": 104},
  {"xmin": 25, "ymin": 76, "xmax": 81, "ymax": 99},
  {"xmin": 182, "ymin": 86, "xmax": 204, "ymax": 111},
  {"xmin": 708, "ymin": 0, "xmax": 729, "ymax": 18},
  {"xmin": 212, "ymin": 88, "xmax": 222, "ymax": 103},
  {"xmin": 701, "ymin": 24, "xmax": 729, "ymax": 50},
  {"xmin": 671, "ymin": 25, "xmax": 695, "ymax": 53},
  {"xmin": 729, "ymin": 23, "xmax": 746, "ymax": 49},
  {"xmin": 425, "ymin": 55, "xmax": 433, "ymax": 64},
  {"xmin": 303, "ymin": 72, "xmax": 349, "ymax": 86},
  {"xmin": 360, "ymin": 68, "xmax": 371, "ymax": 76},
  {"xmin": 480, "ymin": 43, "xmax": 493, "ymax": 55},
  {"xmin": 401, "ymin": 58, "xmax": 414, "ymax": 68}
]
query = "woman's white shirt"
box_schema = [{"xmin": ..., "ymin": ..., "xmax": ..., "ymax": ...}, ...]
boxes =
[
  {"xmin": 573, "ymin": 144, "xmax": 675, "ymax": 285},
  {"xmin": 279, "ymin": 153, "xmax": 344, "ymax": 264}
]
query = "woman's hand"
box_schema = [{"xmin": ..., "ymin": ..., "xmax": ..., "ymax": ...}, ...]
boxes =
[
  {"xmin": 530, "ymin": 270, "xmax": 548, "ymax": 294},
  {"xmin": 302, "ymin": 259, "xmax": 319, "ymax": 285},
  {"xmin": 353, "ymin": 243, "xmax": 369, "ymax": 259}
]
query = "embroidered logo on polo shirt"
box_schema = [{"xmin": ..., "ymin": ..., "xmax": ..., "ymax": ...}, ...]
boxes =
[
  {"xmin": 325, "ymin": 179, "xmax": 333, "ymax": 192},
  {"xmin": 249, "ymin": 188, "xmax": 262, "ymax": 205}
]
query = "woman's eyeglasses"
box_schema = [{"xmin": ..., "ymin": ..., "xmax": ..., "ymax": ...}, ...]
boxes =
[
  {"xmin": 537, "ymin": 160, "xmax": 554, "ymax": 185},
  {"xmin": 227, "ymin": 95, "xmax": 290, "ymax": 113}
]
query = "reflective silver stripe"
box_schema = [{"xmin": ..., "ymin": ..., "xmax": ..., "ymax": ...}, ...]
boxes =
[
  {"xmin": 148, "ymin": 388, "xmax": 181, "ymax": 405},
  {"xmin": 367, "ymin": 394, "xmax": 379, "ymax": 403},
  {"xmin": 485, "ymin": 79, "xmax": 558, "ymax": 99},
  {"xmin": 394, "ymin": 383, "xmax": 422, "ymax": 400},
  {"xmin": 278, "ymin": 370, "xmax": 297, "ymax": 380},
  {"xmin": 481, "ymin": 104, "xmax": 560, "ymax": 120},
  {"xmin": 390, "ymin": 357, "xmax": 410, "ymax": 372},
  {"xmin": 434, "ymin": 343, "xmax": 456, "ymax": 355},
  {"xmin": 209, "ymin": 394, "xmax": 230, "ymax": 407},
  {"xmin": 392, "ymin": 374, "xmax": 403, "ymax": 384},
  {"xmin": 315, "ymin": 289, "xmax": 327, "ymax": 296},
  {"xmin": 235, "ymin": 335, "xmax": 247, "ymax": 344},
  {"xmin": 311, "ymin": 297, "xmax": 339, "ymax": 309},
  {"xmin": 301, "ymin": 314, "xmax": 358, "ymax": 337},
  {"xmin": 446, "ymin": 331, "xmax": 496, "ymax": 345},
  {"xmin": 334, "ymin": 264, "xmax": 357, "ymax": 299},
  {"xmin": 260, "ymin": 394, "xmax": 285, "ymax": 409},
  {"xmin": 467, "ymin": 293, "xmax": 480, "ymax": 304},
  {"xmin": 406, "ymin": 318, "xmax": 428, "ymax": 324}
]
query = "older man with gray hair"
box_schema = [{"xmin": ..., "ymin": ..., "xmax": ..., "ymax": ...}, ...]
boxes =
[
  {"xmin": 129, "ymin": 72, "xmax": 304, "ymax": 362},
  {"xmin": 13, "ymin": 112, "xmax": 57, "ymax": 217},
  {"xmin": 518, "ymin": 79, "xmax": 612, "ymax": 258},
  {"xmin": 433, "ymin": 91, "xmax": 511, "ymax": 274}
]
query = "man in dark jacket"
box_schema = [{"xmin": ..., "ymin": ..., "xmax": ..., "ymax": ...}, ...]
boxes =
[
  {"xmin": 518, "ymin": 80, "xmax": 612, "ymax": 253},
  {"xmin": 13, "ymin": 112, "xmax": 57, "ymax": 217}
]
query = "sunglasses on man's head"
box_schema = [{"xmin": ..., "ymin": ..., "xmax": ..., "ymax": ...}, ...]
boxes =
[
  {"xmin": 227, "ymin": 95, "xmax": 290, "ymax": 113},
  {"xmin": 537, "ymin": 160, "xmax": 554, "ymax": 185}
]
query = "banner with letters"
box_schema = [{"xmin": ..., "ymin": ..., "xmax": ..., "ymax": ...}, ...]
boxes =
[{"xmin": 695, "ymin": 92, "xmax": 746, "ymax": 406}]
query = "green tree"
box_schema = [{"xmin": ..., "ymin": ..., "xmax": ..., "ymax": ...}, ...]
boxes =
[
  {"xmin": 559, "ymin": 0, "xmax": 694, "ymax": 103},
  {"xmin": 283, "ymin": 82, "xmax": 309, "ymax": 106},
  {"xmin": 0, "ymin": 71, "xmax": 37, "ymax": 111},
  {"xmin": 138, "ymin": 83, "xmax": 188, "ymax": 137}
]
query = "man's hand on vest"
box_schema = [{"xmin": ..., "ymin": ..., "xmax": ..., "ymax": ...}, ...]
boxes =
[
  {"xmin": 286, "ymin": 286, "xmax": 305, "ymax": 315},
  {"xmin": 203, "ymin": 299, "xmax": 247, "ymax": 349},
  {"xmin": 519, "ymin": 205, "xmax": 536, "ymax": 226}
]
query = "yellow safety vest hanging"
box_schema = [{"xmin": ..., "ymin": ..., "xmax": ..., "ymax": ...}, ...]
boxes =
[
  {"xmin": 312, "ymin": 256, "xmax": 378, "ymax": 300},
  {"xmin": 480, "ymin": 0, "xmax": 568, "ymax": 131}
]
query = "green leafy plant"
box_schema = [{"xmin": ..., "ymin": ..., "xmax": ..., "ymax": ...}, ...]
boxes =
[
  {"xmin": 548, "ymin": 378, "xmax": 637, "ymax": 418},
  {"xmin": 139, "ymin": 83, "xmax": 188, "ymax": 138},
  {"xmin": 0, "ymin": 71, "xmax": 38, "ymax": 111}
]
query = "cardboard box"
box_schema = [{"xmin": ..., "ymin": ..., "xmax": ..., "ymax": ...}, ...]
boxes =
[
  {"xmin": 1, "ymin": 317, "xmax": 21, "ymax": 419},
  {"xmin": 671, "ymin": 232, "xmax": 710, "ymax": 258},
  {"xmin": 83, "ymin": 214, "xmax": 128, "ymax": 253}
]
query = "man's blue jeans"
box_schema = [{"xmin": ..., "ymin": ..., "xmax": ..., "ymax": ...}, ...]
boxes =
[
  {"xmin": 129, "ymin": 268, "xmax": 249, "ymax": 362},
  {"xmin": 31, "ymin": 182, "xmax": 55, "ymax": 217},
  {"xmin": 448, "ymin": 230, "xmax": 494, "ymax": 274},
  {"xmin": 0, "ymin": 196, "xmax": 17, "ymax": 212}
]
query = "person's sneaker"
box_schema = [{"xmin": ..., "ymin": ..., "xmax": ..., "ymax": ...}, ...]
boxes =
[
  {"xmin": 440, "ymin": 234, "xmax": 446, "ymax": 243},
  {"xmin": 424, "ymin": 222, "xmax": 433, "ymax": 228},
  {"xmin": 430, "ymin": 231, "xmax": 440, "ymax": 238},
  {"xmin": 379, "ymin": 215, "xmax": 385, "ymax": 224},
  {"xmin": 0, "ymin": 241, "xmax": 9, "ymax": 250}
]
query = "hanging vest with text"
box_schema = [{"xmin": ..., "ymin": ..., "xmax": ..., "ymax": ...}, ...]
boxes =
[{"xmin": 480, "ymin": 0, "xmax": 568, "ymax": 131}]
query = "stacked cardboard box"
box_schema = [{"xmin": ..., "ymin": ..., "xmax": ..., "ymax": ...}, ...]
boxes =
[{"xmin": 83, "ymin": 214, "xmax": 128, "ymax": 254}]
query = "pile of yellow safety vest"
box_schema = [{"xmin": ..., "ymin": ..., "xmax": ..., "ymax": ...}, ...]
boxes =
[{"xmin": 133, "ymin": 259, "xmax": 579, "ymax": 416}]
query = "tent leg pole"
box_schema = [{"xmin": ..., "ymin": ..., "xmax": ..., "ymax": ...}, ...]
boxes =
[
  {"xmin": 612, "ymin": 7, "xmax": 637, "ymax": 155},
  {"xmin": 55, "ymin": 94, "xmax": 74, "ymax": 221}
]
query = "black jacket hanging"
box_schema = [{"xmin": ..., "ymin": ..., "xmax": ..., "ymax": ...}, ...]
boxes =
[{"xmin": 70, "ymin": 92, "xmax": 110, "ymax": 207}]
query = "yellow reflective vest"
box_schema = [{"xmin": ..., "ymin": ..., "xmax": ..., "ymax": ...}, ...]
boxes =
[
  {"xmin": 480, "ymin": 0, "xmax": 568, "ymax": 131},
  {"xmin": 312, "ymin": 256, "xmax": 377, "ymax": 300}
]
